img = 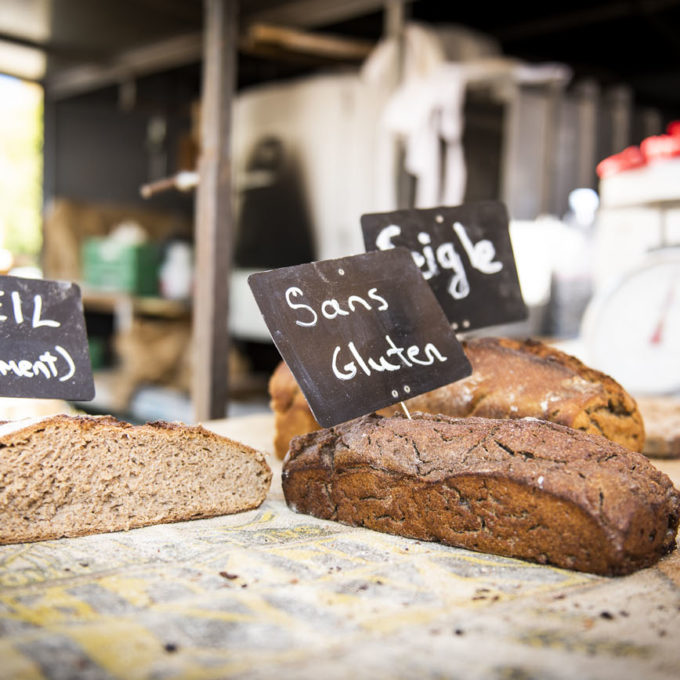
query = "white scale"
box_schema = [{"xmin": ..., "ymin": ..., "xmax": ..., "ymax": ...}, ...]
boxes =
[{"xmin": 582, "ymin": 247, "xmax": 680, "ymax": 395}]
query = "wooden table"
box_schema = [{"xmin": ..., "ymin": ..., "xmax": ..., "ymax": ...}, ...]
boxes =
[{"xmin": 1, "ymin": 413, "xmax": 679, "ymax": 680}]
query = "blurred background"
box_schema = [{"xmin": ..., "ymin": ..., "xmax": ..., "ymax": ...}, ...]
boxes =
[{"xmin": 0, "ymin": 0, "xmax": 679, "ymax": 423}]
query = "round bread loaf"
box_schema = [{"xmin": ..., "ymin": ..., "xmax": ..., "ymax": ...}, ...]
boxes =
[{"xmin": 0, "ymin": 414, "xmax": 272, "ymax": 545}]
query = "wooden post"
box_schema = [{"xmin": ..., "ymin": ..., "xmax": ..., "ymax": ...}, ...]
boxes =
[
  {"xmin": 192, "ymin": 0, "xmax": 238, "ymax": 422},
  {"xmin": 384, "ymin": 0, "xmax": 410, "ymax": 208},
  {"xmin": 576, "ymin": 79, "xmax": 599, "ymax": 190},
  {"xmin": 540, "ymin": 81, "xmax": 563, "ymax": 216}
]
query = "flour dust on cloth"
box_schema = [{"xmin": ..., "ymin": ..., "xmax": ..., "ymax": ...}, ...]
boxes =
[{"xmin": 362, "ymin": 23, "xmax": 571, "ymax": 208}]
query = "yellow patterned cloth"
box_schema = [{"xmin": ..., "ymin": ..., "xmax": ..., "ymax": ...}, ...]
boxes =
[{"xmin": 1, "ymin": 415, "xmax": 679, "ymax": 679}]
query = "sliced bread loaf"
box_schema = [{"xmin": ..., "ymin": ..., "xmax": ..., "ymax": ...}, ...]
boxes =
[{"xmin": 0, "ymin": 414, "xmax": 271, "ymax": 544}]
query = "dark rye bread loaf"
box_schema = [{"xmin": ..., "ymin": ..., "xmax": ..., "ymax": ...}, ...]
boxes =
[
  {"xmin": 269, "ymin": 337, "xmax": 645, "ymax": 458},
  {"xmin": 282, "ymin": 413, "xmax": 679, "ymax": 576},
  {"xmin": 0, "ymin": 414, "xmax": 272, "ymax": 545},
  {"xmin": 406, "ymin": 337, "xmax": 645, "ymax": 452}
]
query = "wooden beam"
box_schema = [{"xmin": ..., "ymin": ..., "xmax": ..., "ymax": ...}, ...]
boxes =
[
  {"xmin": 192, "ymin": 0, "xmax": 238, "ymax": 422},
  {"xmin": 45, "ymin": 33, "xmax": 203, "ymax": 99},
  {"xmin": 241, "ymin": 23, "xmax": 373, "ymax": 61},
  {"xmin": 43, "ymin": 0, "xmax": 397, "ymax": 99},
  {"xmin": 243, "ymin": 0, "xmax": 411, "ymax": 29}
]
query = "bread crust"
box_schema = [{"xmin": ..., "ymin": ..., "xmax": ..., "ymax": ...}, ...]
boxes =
[
  {"xmin": 282, "ymin": 413, "xmax": 679, "ymax": 576},
  {"xmin": 269, "ymin": 337, "xmax": 645, "ymax": 458},
  {"xmin": 269, "ymin": 362, "xmax": 320, "ymax": 462},
  {"xmin": 0, "ymin": 414, "xmax": 272, "ymax": 545}
]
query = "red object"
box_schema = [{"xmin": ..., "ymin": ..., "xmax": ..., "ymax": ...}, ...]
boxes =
[
  {"xmin": 640, "ymin": 133, "xmax": 680, "ymax": 162},
  {"xmin": 596, "ymin": 145, "xmax": 646, "ymax": 179},
  {"xmin": 667, "ymin": 120, "xmax": 680, "ymax": 137}
]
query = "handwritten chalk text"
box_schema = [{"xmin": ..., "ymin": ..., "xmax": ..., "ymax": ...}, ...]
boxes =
[
  {"xmin": 0, "ymin": 292, "xmax": 60, "ymax": 328},
  {"xmin": 375, "ymin": 221, "xmax": 502, "ymax": 300},
  {"xmin": 332, "ymin": 334, "xmax": 447, "ymax": 381},
  {"xmin": 0, "ymin": 346, "xmax": 76, "ymax": 382},
  {"xmin": 285, "ymin": 286, "xmax": 389, "ymax": 328}
]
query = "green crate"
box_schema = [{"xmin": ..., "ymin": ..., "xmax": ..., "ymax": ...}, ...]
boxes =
[
  {"xmin": 87, "ymin": 336, "xmax": 107, "ymax": 370},
  {"xmin": 82, "ymin": 238, "xmax": 160, "ymax": 296}
]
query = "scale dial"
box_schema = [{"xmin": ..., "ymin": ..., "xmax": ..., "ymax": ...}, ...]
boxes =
[{"xmin": 582, "ymin": 248, "xmax": 680, "ymax": 395}]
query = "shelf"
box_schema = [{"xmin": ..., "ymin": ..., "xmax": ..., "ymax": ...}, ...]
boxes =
[
  {"xmin": 73, "ymin": 370, "xmax": 270, "ymax": 425},
  {"xmin": 81, "ymin": 288, "xmax": 191, "ymax": 327}
]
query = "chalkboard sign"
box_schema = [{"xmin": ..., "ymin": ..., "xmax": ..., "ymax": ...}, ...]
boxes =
[
  {"xmin": 361, "ymin": 201, "xmax": 527, "ymax": 331},
  {"xmin": 249, "ymin": 249, "xmax": 471, "ymax": 428},
  {"xmin": 0, "ymin": 276, "xmax": 95, "ymax": 400}
]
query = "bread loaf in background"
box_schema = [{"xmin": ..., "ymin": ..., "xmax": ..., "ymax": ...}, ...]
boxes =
[
  {"xmin": 0, "ymin": 415, "xmax": 272, "ymax": 545},
  {"xmin": 282, "ymin": 412, "xmax": 679, "ymax": 576},
  {"xmin": 636, "ymin": 396, "xmax": 680, "ymax": 458},
  {"xmin": 269, "ymin": 337, "xmax": 645, "ymax": 458}
]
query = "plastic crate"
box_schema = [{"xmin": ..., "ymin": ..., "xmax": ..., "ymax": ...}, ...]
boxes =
[{"xmin": 82, "ymin": 238, "xmax": 160, "ymax": 296}]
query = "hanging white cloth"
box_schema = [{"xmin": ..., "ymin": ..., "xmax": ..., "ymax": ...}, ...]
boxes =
[
  {"xmin": 362, "ymin": 23, "xmax": 572, "ymax": 209},
  {"xmin": 382, "ymin": 63, "xmax": 467, "ymax": 207}
]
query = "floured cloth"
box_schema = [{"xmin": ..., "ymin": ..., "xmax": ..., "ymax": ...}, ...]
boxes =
[{"xmin": 1, "ymin": 413, "xmax": 679, "ymax": 680}]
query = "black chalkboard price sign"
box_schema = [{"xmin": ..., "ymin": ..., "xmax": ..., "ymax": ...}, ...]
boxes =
[
  {"xmin": 361, "ymin": 201, "xmax": 527, "ymax": 332},
  {"xmin": 249, "ymin": 249, "xmax": 471, "ymax": 428},
  {"xmin": 0, "ymin": 276, "xmax": 95, "ymax": 400}
]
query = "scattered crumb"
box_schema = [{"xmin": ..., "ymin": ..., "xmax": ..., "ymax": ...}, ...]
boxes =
[
  {"xmin": 79, "ymin": 562, "xmax": 89, "ymax": 568},
  {"xmin": 289, "ymin": 578, "xmax": 299, "ymax": 584},
  {"xmin": 454, "ymin": 629, "xmax": 464, "ymax": 636},
  {"xmin": 619, "ymin": 610, "xmax": 629, "ymax": 617},
  {"xmin": 164, "ymin": 643, "xmax": 178, "ymax": 653},
  {"xmin": 600, "ymin": 611, "xmax": 614, "ymax": 620},
  {"xmin": 358, "ymin": 584, "xmax": 369, "ymax": 591},
  {"xmin": 219, "ymin": 571, "xmax": 238, "ymax": 580},
  {"xmin": 241, "ymin": 583, "xmax": 248, "ymax": 589}
]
